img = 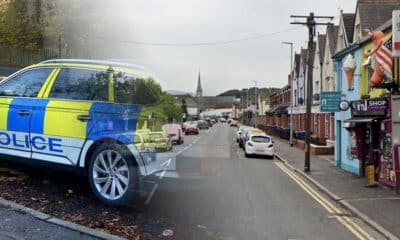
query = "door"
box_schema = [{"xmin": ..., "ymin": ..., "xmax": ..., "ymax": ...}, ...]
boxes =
[
  {"xmin": 39, "ymin": 67, "xmax": 109, "ymax": 165},
  {"xmin": 0, "ymin": 68, "xmax": 54, "ymax": 159}
]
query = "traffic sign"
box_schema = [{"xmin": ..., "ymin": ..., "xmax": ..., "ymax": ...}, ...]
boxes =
[{"xmin": 320, "ymin": 91, "xmax": 341, "ymax": 112}]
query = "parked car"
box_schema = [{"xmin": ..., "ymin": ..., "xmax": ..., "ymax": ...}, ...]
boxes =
[
  {"xmin": 237, "ymin": 126, "xmax": 253, "ymax": 143},
  {"xmin": 240, "ymin": 128, "xmax": 264, "ymax": 149},
  {"xmin": 219, "ymin": 118, "xmax": 226, "ymax": 123},
  {"xmin": 163, "ymin": 123, "xmax": 184, "ymax": 144},
  {"xmin": 197, "ymin": 120, "xmax": 209, "ymax": 130},
  {"xmin": 149, "ymin": 131, "xmax": 172, "ymax": 152},
  {"xmin": 239, "ymin": 127, "xmax": 257, "ymax": 148},
  {"xmin": 185, "ymin": 124, "xmax": 199, "ymax": 135},
  {"xmin": 244, "ymin": 132, "xmax": 274, "ymax": 159},
  {"xmin": 0, "ymin": 59, "xmax": 172, "ymax": 206},
  {"xmin": 210, "ymin": 119, "xmax": 217, "ymax": 126},
  {"xmin": 230, "ymin": 120, "xmax": 238, "ymax": 127}
]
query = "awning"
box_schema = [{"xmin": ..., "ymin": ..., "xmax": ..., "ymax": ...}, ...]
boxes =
[{"xmin": 344, "ymin": 117, "xmax": 381, "ymax": 123}]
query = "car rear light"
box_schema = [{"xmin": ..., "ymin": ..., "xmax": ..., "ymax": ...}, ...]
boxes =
[
  {"xmin": 268, "ymin": 144, "xmax": 273, "ymax": 148},
  {"xmin": 247, "ymin": 142, "xmax": 253, "ymax": 147}
]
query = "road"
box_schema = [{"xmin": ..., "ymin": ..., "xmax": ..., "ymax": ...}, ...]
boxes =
[
  {"xmin": 140, "ymin": 123, "xmax": 384, "ymax": 240},
  {"xmin": 0, "ymin": 123, "xmax": 386, "ymax": 240}
]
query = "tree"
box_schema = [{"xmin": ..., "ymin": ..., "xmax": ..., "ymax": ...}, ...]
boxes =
[
  {"xmin": 181, "ymin": 98, "xmax": 188, "ymax": 115},
  {"xmin": 0, "ymin": 0, "xmax": 44, "ymax": 50}
]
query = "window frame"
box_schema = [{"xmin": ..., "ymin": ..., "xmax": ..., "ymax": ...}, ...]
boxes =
[
  {"xmin": 47, "ymin": 67, "xmax": 111, "ymax": 102},
  {"xmin": 0, "ymin": 67, "xmax": 55, "ymax": 98}
]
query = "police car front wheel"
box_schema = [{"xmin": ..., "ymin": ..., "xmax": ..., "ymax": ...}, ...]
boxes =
[{"xmin": 88, "ymin": 143, "xmax": 138, "ymax": 206}]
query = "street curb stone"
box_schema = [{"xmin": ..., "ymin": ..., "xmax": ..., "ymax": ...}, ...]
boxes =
[
  {"xmin": 0, "ymin": 197, "xmax": 126, "ymax": 240},
  {"xmin": 274, "ymin": 152, "xmax": 399, "ymax": 240}
]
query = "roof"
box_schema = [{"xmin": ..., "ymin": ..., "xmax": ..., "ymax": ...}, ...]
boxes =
[
  {"xmin": 342, "ymin": 13, "xmax": 355, "ymax": 43},
  {"xmin": 40, "ymin": 59, "xmax": 147, "ymax": 71},
  {"xmin": 301, "ymin": 48, "xmax": 308, "ymax": 67},
  {"xmin": 326, "ymin": 24, "xmax": 339, "ymax": 55},
  {"xmin": 317, "ymin": 34, "xmax": 326, "ymax": 63},
  {"xmin": 257, "ymin": 91, "xmax": 270, "ymax": 100},
  {"xmin": 294, "ymin": 53, "xmax": 301, "ymax": 78},
  {"xmin": 300, "ymin": 43, "xmax": 316, "ymax": 67},
  {"xmin": 267, "ymin": 104, "xmax": 290, "ymax": 114},
  {"xmin": 357, "ymin": 0, "xmax": 400, "ymax": 32}
]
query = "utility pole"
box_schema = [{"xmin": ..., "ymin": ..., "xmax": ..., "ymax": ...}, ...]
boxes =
[
  {"xmin": 290, "ymin": 12, "xmax": 333, "ymax": 172},
  {"xmin": 282, "ymin": 42, "xmax": 294, "ymax": 147}
]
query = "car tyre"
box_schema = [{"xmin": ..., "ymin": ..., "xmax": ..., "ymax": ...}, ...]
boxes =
[{"xmin": 88, "ymin": 143, "xmax": 138, "ymax": 207}]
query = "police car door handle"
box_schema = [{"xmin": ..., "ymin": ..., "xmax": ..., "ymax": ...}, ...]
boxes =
[
  {"xmin": 77, "ymin": 115, "xmax": 93, "ymax": 122},
  {"xmin": 17, "ymin": 110, "xmax": 30, "ymax": 116}
]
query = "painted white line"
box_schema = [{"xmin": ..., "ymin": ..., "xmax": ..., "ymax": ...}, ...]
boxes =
[
  {"xmin": 177, "ymin": 151, "xmax": 182, "ymax": 154},
  {"xmin": 145, "ymin": 183, "xmax": 158, "ymax": 205},
  {"xmin": 160, "ymin": 158, "xmax": 172, "ymax": 167},
  {"xmin": 159, "ymin": 168, "xmax": 168, "ymax": 180}
]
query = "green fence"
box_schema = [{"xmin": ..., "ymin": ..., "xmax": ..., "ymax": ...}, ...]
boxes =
[{"xmin": 0, "ymin": 44, "xmax": 60, "ymax": 67}]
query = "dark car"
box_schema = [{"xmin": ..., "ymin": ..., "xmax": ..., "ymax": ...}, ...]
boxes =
[{"xmin": 185, "ymin": 124, "xmax": 199, "ymax": 135}]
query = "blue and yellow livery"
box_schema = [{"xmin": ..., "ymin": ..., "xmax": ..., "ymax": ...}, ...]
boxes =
[{"xmin": 0, "ymin": 59, "xmax": 167, "ymax": 206}]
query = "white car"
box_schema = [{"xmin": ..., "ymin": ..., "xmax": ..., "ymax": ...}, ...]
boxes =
[
  {"xmin": 244, "ymin": 133, "xmax": 274, "ymax": 158},
  {"xmin": 236, "ymin": 126, "xmax": 252, "ymax": 143}
]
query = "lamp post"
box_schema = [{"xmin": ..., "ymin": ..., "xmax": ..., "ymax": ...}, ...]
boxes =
[
  {"xmin": 282, "ymin": 41, "xmax": 294, "ymax": 147},
  {"xmin": 252, "ymin": 80, "xmax": 258, "ymax": 114}
]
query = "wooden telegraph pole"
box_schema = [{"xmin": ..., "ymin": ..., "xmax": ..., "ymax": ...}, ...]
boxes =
[{"xmin": 290, "ymin": 12, "xmax": 333, "ymax": 172}]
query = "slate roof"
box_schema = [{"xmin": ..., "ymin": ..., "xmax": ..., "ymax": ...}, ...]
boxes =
[
  {"xmin": 294, "ymin": 53, "xmax": 301, "ymax": 78},
  {"xmin": 326, "ymin": 24, "xmax": 339, "ymax": 55},
  {"xmin": 317, "ymin": 34, "xmax": 326, "ymax": 63},
  {"xmin": 342, "ymin": 13, "xmax": 355, "ymax": 43},
  {"xmin": 300, "ymin": 48, "xmax": 308, "ymax": 77},
  {"xmin": 357, "ymin": 0, "xmax": 400, "ymax": 32}
]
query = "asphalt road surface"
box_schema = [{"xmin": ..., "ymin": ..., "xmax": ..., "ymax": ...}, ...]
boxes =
[
  {"xmin": 139, "ymin": 123, "xmax": 384, "ymax": 240},
  {"xmin": 0, "ymin": 123, "xmax": 385, "ymax": 240}
]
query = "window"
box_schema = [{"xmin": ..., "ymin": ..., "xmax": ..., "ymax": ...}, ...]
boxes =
[
  {"xmin": 251, "ymin": 136, "xmax": 270, "ymax": 143},
  {"xmin": 49, "ymin": 68, "xmax": 108, "ymax": 101},
  {"xmin": 0, "ymin": 68, "xmax": 53, "ymax": 97},
  {"xmin": 114, "ymin": 72, "xmax": 161, "ymax": 105}
]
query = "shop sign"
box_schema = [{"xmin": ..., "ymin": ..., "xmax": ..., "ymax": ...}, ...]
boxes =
[{"xmin": 351, "ymin": 98, "xmax": 388, "ymax": 116}]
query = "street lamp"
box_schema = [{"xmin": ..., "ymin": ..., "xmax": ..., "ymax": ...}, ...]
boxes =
[
  {"xmin": 252, "ymin": 80, "xmax": 258, "ymax": 114},
  {"xmin": 282, "ymin": 41, "xmax": 294, "ymax": 147}
]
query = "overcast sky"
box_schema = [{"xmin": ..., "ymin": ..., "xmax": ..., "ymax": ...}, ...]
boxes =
[{"xmin": 68, "ymin": 0, "xmax": 358, "ymax": 95}]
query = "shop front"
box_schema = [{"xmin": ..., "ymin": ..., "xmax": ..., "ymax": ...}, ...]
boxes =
[{"xmin": 344, "ymin": 96, "xmax": 396, "ymax": 187}]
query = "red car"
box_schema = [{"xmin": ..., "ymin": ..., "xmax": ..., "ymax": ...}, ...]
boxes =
[{"xmin": 185, "ymin": 124, "xmax": 199, "ymax": 135}]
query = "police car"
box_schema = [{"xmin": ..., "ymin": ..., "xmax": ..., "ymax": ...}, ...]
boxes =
[{"xmin": 0, "ymin": 59, "xmax": 167, "ymax": 206}]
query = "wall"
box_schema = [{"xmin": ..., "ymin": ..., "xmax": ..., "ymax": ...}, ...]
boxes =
[{"xmin": 334, "ymin": 48, "xmax": 362, "ymax": 175}]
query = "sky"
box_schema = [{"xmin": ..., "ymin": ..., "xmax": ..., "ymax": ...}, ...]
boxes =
[{"xmin": 62, "ymin": 0, "xmax": 358, "ymax": 96}]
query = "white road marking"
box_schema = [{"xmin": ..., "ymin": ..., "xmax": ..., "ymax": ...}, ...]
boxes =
[
  {"xmin": 160, "ymin": 158, "xmax": 172, "ymax": 167},
  {"xmin": 145, "ymin": 183, "xmax": 158, "ymax": 205},
  {"xmin": 159, "ymin": 168, "xmax": 168, "ymax": 180}
]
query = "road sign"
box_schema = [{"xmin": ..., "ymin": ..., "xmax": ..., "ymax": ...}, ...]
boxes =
[{"xmin": 320, "ymin": 91, "xmax": 341, "ymax": 112}]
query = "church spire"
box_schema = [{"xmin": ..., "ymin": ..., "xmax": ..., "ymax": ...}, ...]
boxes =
[{"xmin": 196, "ymin": 71, "xmax": 203, "ymax": 97}]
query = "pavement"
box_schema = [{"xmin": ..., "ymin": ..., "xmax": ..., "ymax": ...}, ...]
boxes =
[
  {"xmin": 273, "ymin": 137, "xmax": 400, "ymax": 239},
  {"xmin": 0, "ymin": 206, "xmax": 100, "ymax": 240}
]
